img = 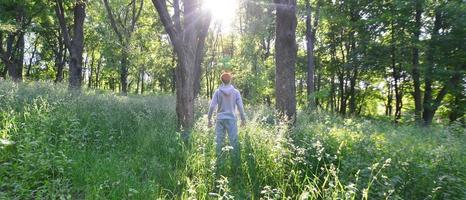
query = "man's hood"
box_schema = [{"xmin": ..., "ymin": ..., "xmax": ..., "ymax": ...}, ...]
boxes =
[{"xmin": 219, "ymin": 84, "xmax": 235, "ymax": 96}]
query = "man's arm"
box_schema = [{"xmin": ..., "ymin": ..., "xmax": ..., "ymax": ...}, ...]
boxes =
[
  {"xmin": 207, "ymin": 91, "xmax": 218, "ymax": 123},
  {"xmin": 236, "ymin": 91, "xmax": 246, "ymax": 123}
]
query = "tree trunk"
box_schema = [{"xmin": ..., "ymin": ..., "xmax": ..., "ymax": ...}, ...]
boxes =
[
  {"xmin": 1, "ymin": 9, "xmax": 27, "ymax": 82},
  {"xmin": 348, "ymin": 70, "xmax": 358, "ymax": 114},
  {"xmin": 0, "ymin": 28, "xmax": 24, "ymax": 82},
  {"xmin": 88, "ymin": 49, "xmax": 95, "ymax": 88},
  {"xmin": 305, "ymin": 0, "xmax": 319, "ymax": 109},
  {"xmin": 348, "ymin": 35, "xmax": 358, "ymax": 115},
  {"xmin": 316, "ymin": 67, "xmax": 322, "ymax": 107},
  {"xmin": 152, "ymin": 0, "xmax": 211, "ymax": 131},
  {"xmin": 136, "ymin": 69, "xmax": 141, "ymax": 94},
  {"xmin": 422, "ymin": 7, "xmax": 442, "ymax": 125},
  {"xmin": 120, "ymin": 51, "xmax": 128, "ymax": 95},
  {"xmin": 54, "ymin": 34, "xmax": 66, "ymax": 83},
  {"xmin": 95, "ymin": 54, "xmax": 102, "ymax": 88},
  {"xmin": 55, "ymin": 0, "xmax": 86, "ymax": 90},
  {"xmin": 26, "ymin": 37, "xmax": 39, "ymax": 78},
  {"xmin": 391, "ymin": 22, "xmax": 402, "ymax": 122},
  {"xmin": 4, "ymin": 33, "xmax": 24, "ymax": 82},
  {"xmin": 386, "ymin": 80, "xmax": 393, "ymax": 116},
  {"xmin": 329, "ymin": 75, "xmax": 336, "ymax": 112},
  {"xmin": 394, "ymin": 66, "xmax": 403, "ymax": 122},
  {"xmin": 448, "ymin": 73, "xmax": 465, "ymax": 123},
  {"xmin": 338, "ymin": 72, "xmax": 347, "ymax": 115},
  {"xmin": 412, "ymin": 0, "xmax": 423, "ymax": 122},
  {"xmin": 141, "ymin": 69, "xmax": 145, "ymax": 94},
  {"xmin": 275, "ymin": 0, "xmax": 297, "ymax": 121}
]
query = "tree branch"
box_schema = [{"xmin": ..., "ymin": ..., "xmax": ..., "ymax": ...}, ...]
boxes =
[
  {"xmin": 54, "ymin": 0, "xmax": 72, "ymax": 50},
  {"xmin": 103, "ymin": 0, "xmax": 124, "ymax": 43},
  {"xmin": 152, "ymin": 0, "xmax": 179, "ymax": 45},
  {"xmin": 130, "ymin": 0, "xmax": 144, "ymax": 34},
  {"xmin": 312, "ymin": 0, "xmax": 321, "ymax": 36}
]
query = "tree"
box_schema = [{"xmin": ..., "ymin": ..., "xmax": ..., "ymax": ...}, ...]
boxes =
[
  {"xmin": 411, "ymin": 0, "xmax": 423, "ymax": 123},
  {"xmin": 421, "ymin": 1, "xmax": 466, "ymax": 125},
  {"xmin": 102, "ymin": 0, "xmax": 143, "ymax": 95},
  {"xmin": 0, "ymin": 1, "xmax": 41, "ymax": 82},
  {"xmin": 152, "ymin": 0, "xmax": 211, "ymax": 131},
  {"xmin": 54, "ymin": 0, "xmax": 87, "ymax": 90},
  {"xmin": 305, "ymin": 0, "xmax": 320, "ymax": 108},
  {"xmin": 275, "ymin": 0, "xmax": 297, "ymax": 121}
]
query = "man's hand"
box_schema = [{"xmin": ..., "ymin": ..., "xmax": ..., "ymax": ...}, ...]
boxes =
[
  {"xmin": 208, "ymin": 120, "xmax": 213, "ymax": 128},
  {"xmin": 240, "ymin": 120, "xmax": 246, "ymax": 127}
]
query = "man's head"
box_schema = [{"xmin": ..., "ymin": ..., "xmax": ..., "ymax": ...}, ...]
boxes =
[{"xmin": 221, "ymin": 72, "xmax": 232, "ymax": 84}]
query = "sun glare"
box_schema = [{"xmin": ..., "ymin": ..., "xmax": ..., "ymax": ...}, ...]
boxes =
[{"xmin": 203, "ymin": 0, "xmax": 238, "ymax": 33}]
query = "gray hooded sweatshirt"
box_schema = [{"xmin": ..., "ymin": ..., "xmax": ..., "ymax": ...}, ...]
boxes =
[{"xmin": 208, "ymin": 84, "xmax": 246, "ymax": 121}]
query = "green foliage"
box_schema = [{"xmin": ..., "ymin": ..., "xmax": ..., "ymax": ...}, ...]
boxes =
[{"xmin": 1, "ymin": 83, "xmax": 464, "ymax": 199}]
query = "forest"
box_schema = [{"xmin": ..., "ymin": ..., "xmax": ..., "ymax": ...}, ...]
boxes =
[{"xmin": 1, "ymin": 0, "xmax": 465, "ymax": 199}]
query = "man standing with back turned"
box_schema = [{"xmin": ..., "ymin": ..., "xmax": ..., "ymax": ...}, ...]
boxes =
[{"xmin": 208, "ymin": 71, "xmax": 246, "ymax": 175}]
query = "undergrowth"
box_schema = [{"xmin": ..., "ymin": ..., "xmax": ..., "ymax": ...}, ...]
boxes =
[{"xmin": 0, "ymin": 82, "xmax": 464, "ymax": 199}]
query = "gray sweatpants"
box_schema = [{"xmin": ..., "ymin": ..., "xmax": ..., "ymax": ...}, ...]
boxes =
[{"xmin": 215, "ymin": 119, "xmax": 241, "ymax": 173}]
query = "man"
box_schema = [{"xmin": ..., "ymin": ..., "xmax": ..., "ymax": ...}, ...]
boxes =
[{"xmin": 207, "ymin": 71, "xmax": 246, "ymax": 174}]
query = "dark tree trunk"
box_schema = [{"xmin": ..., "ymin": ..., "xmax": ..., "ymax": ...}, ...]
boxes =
[
  {"xmin": 141, "ymin": 69, "xmax": 144, "ymax": 94},
  {"xmin": 55, "ymin": 0, "xmax": 86, "ymax": 90},
  {"xmin": 411, "ymin": 0, "xmax": 423, "ymax": 122},
  {"xmin": 0, "ymin": 33, "xmax": 3, "ymax": 78},
  {"xmin": 69, "ymin": 3, "xmax": 85, "ymax": 90},
  {"xmin": 391, "ymin": 23, "xmax": 402, "ymax": 122},
  {"xmin": 54, "ymin": 33, "xmax": 66, "ymax": 83},
  {"xmin": 449, "ymin": 94, "xmax": 465, "ymax": 123},
  {"xmin": 26, "ymin": 37, "xmax": 39, "ymax": 78},
  {"xmin": 171, "ymin": 67, "xmax": 176, "ymax": 94},
  {"xmin": 274, "ymin": 0, "xmax": 297, "ymax": 121},
  {"xmin": 448, "ymin": 72, "xmax": 465, "ymax": 123},
  {"xmin": 1, "ymin": 33, "xmax": 24, "ymax": 82},
  {"xmin": 338, "ymin": 72, "xmax": 347, "ymax": 115},
  {"xmin": 120, "ymin": 51, "xmax": 128, "ymax": 94},
  {"xmin": 0, "ymin": 12, "xmax": 27, "ymax": 82},
  {"xmin": 54, "ymin": 52, "xmax": 66, "ymax": 83},
  {"xmin": 422, "ymin": 8, "xmax": 441, "ymax": 125},
  {"xmin": 394, "ymin": 66, "xmax": 403, "ymax": 122},
  {"xmin": 2, "ymin": 8, "xmax": 27, "ymax": 82},
  {"xmin": 0, "ymin": 32, "xmax": 15, "ymax": 78},
  {"xmin": 305, "ymin": 0, "xmax": 319, "ymax": 109},
  {"xmin": 88, "ymin": 49, "xmax": 95, "ymax": 88},
  {"xmin": 421, "ymin": 8, "xmax": 457, "ymax": 126},
  {"xmin": 386, "ymin": 80, "xmax": 393, "ymax": 116},
  {"xmin": 348, "ymin": 70, "xmax": 358, "ymax": 114},
  {"xmin": 316, "ymin": 67, "xmax": 322, "ymax": 107},
  {"xmin": 136, "ymin": 69, "xmax": 141, "ymax": 94},
  {"xmin": 329, "ymin": 75, "xmax": 336, "ymax": 112},
  {"xmin": 95, "ymin": 55, "xmax": 102, "ymax": 88},
  {"xmin": 347, "ymin": 31, "xmax": 358, "ymax": 115}
]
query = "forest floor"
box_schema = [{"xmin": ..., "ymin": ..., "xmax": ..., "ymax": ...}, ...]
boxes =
[{"xmin": 1, "ymin": 82, "xmax": 465, "ymax": 199}]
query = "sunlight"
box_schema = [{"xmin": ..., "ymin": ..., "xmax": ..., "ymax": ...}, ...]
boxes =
[{"xmin": 203, "ymin": 0, "xmax": 238, "ymax": 33}]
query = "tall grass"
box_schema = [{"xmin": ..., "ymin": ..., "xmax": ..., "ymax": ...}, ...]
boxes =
[{"xmin": 0, "ymin": 82, "xmax": 465, "ymax": 199}]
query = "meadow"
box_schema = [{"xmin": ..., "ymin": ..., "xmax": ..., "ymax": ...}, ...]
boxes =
[{"xmin": 0, "ymin": 82, "xmax": 465, "ymax": 199}]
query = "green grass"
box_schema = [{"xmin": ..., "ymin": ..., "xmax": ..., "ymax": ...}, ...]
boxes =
[{"xmin": 0, "ymin": 82, "xmax": 465, "ymax": 199}]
